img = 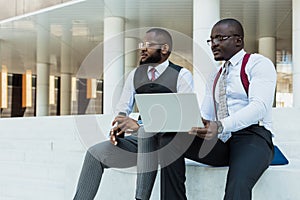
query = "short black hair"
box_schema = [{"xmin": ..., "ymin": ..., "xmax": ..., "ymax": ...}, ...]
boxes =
[
  {"xmin": 216, "ymin": 18, "xmax": 244, "ymax": 38},
  {"xmin": 146, "ymin": 28, "xmax": 173, "ymax": 52}
]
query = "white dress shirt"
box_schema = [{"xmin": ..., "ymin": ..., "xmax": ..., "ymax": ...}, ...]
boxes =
[
  {"xmin": 115, "ymin": 59, "xmax": 194, "ymax": 116},
  {"xmin": 201, "ymin": 49, "xmax": 277, "ymax": 134}
]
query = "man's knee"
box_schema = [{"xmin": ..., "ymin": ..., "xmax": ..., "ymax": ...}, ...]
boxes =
[{"xmin": 86, "ymin": 141, "xmax": 113, "ymax": 163}]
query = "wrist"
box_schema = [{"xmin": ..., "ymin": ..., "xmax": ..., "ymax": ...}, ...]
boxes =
[
  {"xmin": 133, "ymin": 119, "xmax": 141, "ymax": 131},
  {"xmin": 137, "ymin": 119, "xmax": 143, "ymax": 126},
  {"xmin": 215, "ymin": 121, "xmax": 224, "ymax": 134}
]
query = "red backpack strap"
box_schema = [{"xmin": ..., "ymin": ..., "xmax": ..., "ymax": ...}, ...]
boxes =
[
  {"xmin": 213, "ymin": 54, "xmax": 250, "ymax": 119},
  {"xmin": 240, "ymin": 53, "xmax": 251, "ymax": 95},
  {"xmin": 213, "ymin": 67, "xmax": 222, "ymax": 120}
]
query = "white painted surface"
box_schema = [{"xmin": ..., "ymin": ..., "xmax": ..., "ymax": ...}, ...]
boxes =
[{"xmin": 0, "ymin": 108, "xmax": 299, "ymax": 199}]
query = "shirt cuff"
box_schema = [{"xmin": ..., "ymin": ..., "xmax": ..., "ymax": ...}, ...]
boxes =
[{"xmin": 219, "ymin": 119, "xmax": 227, "ymax": 134}]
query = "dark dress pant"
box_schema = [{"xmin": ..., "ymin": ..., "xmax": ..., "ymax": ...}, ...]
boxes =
[{"xmin": 159, "ymin": 125, "xmax": 274, "ymax": 200}]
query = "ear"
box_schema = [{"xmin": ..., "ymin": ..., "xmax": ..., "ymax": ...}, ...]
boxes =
[
  {"xmin": 236, "ymin": 37, "xmax": 243, "ymax": 47},
  {"xmin": 160, "ymin": 44, "xmax": 170, "ymax": 55}
]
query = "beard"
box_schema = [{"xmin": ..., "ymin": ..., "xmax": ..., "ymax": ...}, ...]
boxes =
[{"xmin": 140, "ymin": 49, "xmax": 162, "ymax": 65}]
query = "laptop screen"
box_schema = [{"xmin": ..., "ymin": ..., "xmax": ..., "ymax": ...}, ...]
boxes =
[{"xmin": 135, "ymin": 93, "xmax": 203, "ymax": 132}]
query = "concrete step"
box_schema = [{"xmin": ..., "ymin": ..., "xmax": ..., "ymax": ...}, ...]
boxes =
[
  {"xmin": 0, "ymin": 139, "xmax": 85, "ymax": 153},
  {"xmin": 0, "ymin": 109, "xmax": 299, "ymax": 200},
  {"xmin": 91, "ymin": 159, "xmax": 300, "ymax": 200},
  {"xmin": 185, "ymin": 159, "xmax": 300, "ymax": 200},
  {"xmin": 0, "ymin": 116, "xmax": 77, "ymax": 140},
  {"xmin": 0, "ymin": 161, "xmax": 65, "ymax": 182},
  {"xmin": 0, "ymin": 176, "xmax": 65, "ymax": 200},
  {"xmin": 272, "ymin": 108, "xmax": 300, "ymax": 142},
  {"xmin": 273, "ymin": 141, "xmax": 300, "ymax": 160}
]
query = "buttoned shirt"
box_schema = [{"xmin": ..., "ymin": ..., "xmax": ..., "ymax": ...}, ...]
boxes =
[
  {"xmin": 115, "ymin": 60, "xmax": 194, "ymax": 115},
  {"xmin": 201, "ymin": 49, "xmax": 277, "ymax": 134}
]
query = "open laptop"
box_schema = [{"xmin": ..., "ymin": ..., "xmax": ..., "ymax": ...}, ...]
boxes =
[{"xmin": 135, "ymin": 93, "xmax": 204, "ymax": 132}]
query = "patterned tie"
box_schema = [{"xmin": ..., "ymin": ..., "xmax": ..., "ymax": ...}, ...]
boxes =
[
  {"xmin": 217, "ymin": 61, "xmax": 231, "ymax": 142},
  {"xmin": 150, "ymin": 67, "xmax": 156, "ymax": 81}
]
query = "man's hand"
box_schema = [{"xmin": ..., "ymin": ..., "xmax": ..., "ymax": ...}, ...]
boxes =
[
  {"xmin": 201, "ymin": 118, "xmax": 210, "ymax": 128},
  {"xmin": 188, "ymin": 121, "xmax": 219, "ymax": 140},
  {"xmin": 109, "ymin": 115, "xmax": 140, "ymax": 145}
]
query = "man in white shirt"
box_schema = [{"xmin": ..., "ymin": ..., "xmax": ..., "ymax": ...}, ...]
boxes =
[
  {"xmin": 159, "ymin": 18, "xmax": 276, "ymax": 200},
  {"xmin": 73, "ymin": 28, "xmax": 193, "ymax": 200}
]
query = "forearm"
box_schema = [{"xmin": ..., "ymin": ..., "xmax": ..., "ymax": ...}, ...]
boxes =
[{"xmin": 222, "ymin": 99, "xmax": 271, "ymax": 133}]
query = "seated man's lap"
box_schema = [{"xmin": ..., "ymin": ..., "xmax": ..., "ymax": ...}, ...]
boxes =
[{"xmin": 87, "ymin": 135, "xmax": 138, "ymax": 169}]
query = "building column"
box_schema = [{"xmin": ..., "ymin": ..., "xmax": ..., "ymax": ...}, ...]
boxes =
[
  {"xmin": 125, "ymin": 37, "xmax": 138, "ymax": 78},
  {"xmin": 258, "ymin": 0, "xmax": 276, "ymax": 64},
  {"xmin": 0, "ymin": 41, "xmax": 3, "ymax": 116},
  {"xmin": 243, "ymin": 2, "xmax": 257, "ymax": 53},
  {"xmin": 193, "ymin": 0, "xmax": 220, "ymax": 103},
  {"xmin": 258, "ymin": 37, "xmax": 276, "ymax": 64},
  {"xmin": 60, "ymin": 24, "xmax": 72, "ymax": 115},
  {"xmin": 293, "ymin": 0, "xmax": 300, "ymax": 108},
  {"xmin": 36, "ymin": 16, "xmax": 50, "ymax": 116},
  {"xmin": 258, "ymin": 0, "xmax": 276, "ymax": 107},
  {"xmin": 103, "ymin": 16, "xmax": 125, "ymax": 114}
]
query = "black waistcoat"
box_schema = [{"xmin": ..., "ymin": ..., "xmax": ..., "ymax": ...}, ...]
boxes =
[{"xmin": 133, "ymin": 62, "xmax": 182, "ymax": 94}]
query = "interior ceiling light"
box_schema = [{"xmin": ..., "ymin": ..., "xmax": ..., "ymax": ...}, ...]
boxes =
[{"xmin": 0, "ymin": 0, "xmax": 87, "ymax": 25}]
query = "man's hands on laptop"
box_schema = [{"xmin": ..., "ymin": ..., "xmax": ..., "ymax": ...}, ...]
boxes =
[
  {"xmin": 110, "ymin": 114, "xmax": 140, "ymax": 145},
  {"xmin": 188, "ymin": 118, "xmax": 218, "ymax": 140}
]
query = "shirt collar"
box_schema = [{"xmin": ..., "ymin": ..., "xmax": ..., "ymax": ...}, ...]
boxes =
[
  {"xmin": 228, "ymin": 49, "xmax": 246, "ymax": 67},
  {"xmin": 147, "ymin": 59, "xmax": 169, "ymax": 74}
]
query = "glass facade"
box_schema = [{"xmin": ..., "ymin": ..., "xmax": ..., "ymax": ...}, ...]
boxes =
[{"xmin": 0, "ymin": 0, "xmax": 294, "ymax": 117}]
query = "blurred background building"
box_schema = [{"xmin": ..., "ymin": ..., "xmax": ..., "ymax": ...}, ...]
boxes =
[
  {"xmin": 1, "ymin": 1, "xmax": 300, "ymax": 200},
  {"xmin": 0, "ymin": 0, "xmax": 296, "ymax": 118}
]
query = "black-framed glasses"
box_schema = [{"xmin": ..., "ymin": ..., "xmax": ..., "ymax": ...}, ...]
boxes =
[
  {"xmin": 138, "ymin": 42, "xmax": 165, "ymax": 49},
  {"xmin": 207, "ymin": 34, "xmax": 240, "ymax": 46}
]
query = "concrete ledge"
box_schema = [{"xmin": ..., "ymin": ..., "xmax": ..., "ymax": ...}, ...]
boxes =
[
  {"xmin": 94, "ymin": 159, "xmax": 299, "ymax": 200},
  {"xmin": 185, "ymin": 159, "xmax": 300, "ymax": 200},
  {"xmin": 0, "ymin": 108, "xmax": 299, "ymax": 199}
]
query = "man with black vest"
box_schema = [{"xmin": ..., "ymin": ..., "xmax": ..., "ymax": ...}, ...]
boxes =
[{"xmin": 73, "ymin": 28, "xmax": 193, "ymax": 200}]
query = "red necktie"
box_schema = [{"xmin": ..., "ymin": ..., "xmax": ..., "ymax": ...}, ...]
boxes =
[{"xmin": 150, "ymin": 68, "xmax": 156, "ymax": 81}]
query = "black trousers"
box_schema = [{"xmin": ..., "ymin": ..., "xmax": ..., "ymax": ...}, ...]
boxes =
[{"xmin": 159, "ymin": 125, "xmax": 274, "ymax": 200}]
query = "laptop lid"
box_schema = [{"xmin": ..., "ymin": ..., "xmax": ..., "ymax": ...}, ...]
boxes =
[{"xmin": 135, "ymin": 93, "xmax": 204, "ymax": 132}]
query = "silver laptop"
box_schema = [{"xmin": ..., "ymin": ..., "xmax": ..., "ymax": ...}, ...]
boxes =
[{"xmin": 135, "ymin": 93, "xmax": 204, "ymax": 132}]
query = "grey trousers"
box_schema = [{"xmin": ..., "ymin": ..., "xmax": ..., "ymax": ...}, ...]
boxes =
[
  {"xmin": 136, "ymin": 131, "xmax": 158, "ymax": 199},
  {"xmin": 73, "ymin": 135, "xmax": 139, "ymax": 200},
  {"xmin": 73, "ymin": 127, "xmax": 191, "ymax": 200},
  {"xmin": 136, "ymin": 130, "xmax": 196, "ymax": 200}
]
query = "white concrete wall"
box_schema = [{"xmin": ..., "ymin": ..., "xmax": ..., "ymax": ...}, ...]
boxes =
[{"xmin": 0, "ymin": 108, "xmax": 299, "ymax": 200}]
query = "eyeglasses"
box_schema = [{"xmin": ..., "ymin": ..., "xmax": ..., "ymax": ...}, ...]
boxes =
[
  {"xmin": 138, "ymin": 42, "xmax": 165, "ymax": 49},
  {"xmin": 207, "ymin": 34, "xmax": 240, "ymax": 46}
]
